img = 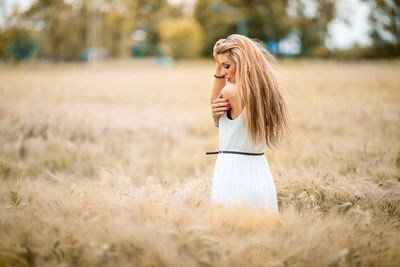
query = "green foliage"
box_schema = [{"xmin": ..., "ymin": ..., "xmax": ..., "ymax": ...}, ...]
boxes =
[
  {"xmin": 194, "ymin": 0, "xmax": 237, "ymax": 57},
  {"xmin": 287, "ymin": 0, "xmax": 336, "ymax": 56},
  {"xmin": 365, "ymin": 0, "xmax": 400, "ymax": 45},
  {"xmin": 194, "ymin": 0, "xmax": 336, "ymax": 57},
  {"xmin": 231, "ymin": 0, "xmax": 292, "ymax": 40},
  {"xmin": 332, "ymin": 44, "xmax": 400, "ymax": 59},
  {"xmin": 0, "ymin": 27, "xmax": 35, "ymax": 61},
  {"xmin": 21, "ymin": 0, "xmax": 86, "ymax": 61},
  {"xmin": 130, "ymin": 0, "xmax": 174, "ymax": 55},
  {"xmin": 11, "ymin": 0, "xmax": 175, "ymax": 61},
  {"xmin": 159, "ymin": 17, "xmax": 204, "ymax": 59},
  {"xmin": 4, "ymin": 0, "xmax": 399, "ymax": 60},
  {"xmin": 103, "ymin": 10, "xmax": 135, "ymax": 58}
]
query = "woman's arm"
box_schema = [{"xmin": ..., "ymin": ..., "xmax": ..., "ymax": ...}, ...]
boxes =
[
  {"xmin": 210, "ymin": 65, "xmax": 230, "ymax": 126},
  {"xmin": 210, "ymin": 40, "xmax": 230, "ymax": 126},
  {"xmin": 211, "ymin": 63, "xmax": 226, "ymax": 100}
]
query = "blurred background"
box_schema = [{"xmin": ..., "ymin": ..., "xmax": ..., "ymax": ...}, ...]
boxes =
[
  {"xmin": 1, "ymin": 2, "xmax": 399, "ymax": 266},
  {"xmin": 0, "ymin": 0, "xmax": 399, "ymax": 63}
]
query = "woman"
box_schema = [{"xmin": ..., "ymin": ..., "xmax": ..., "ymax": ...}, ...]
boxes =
[{"xmin": 208, "ymin": 34, "xmax": 289, "ymax": 212}]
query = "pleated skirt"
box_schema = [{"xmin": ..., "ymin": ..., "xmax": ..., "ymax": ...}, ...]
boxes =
[{"xmin": 211, "ymin": 153, "xmax": 278, "ymax": 212}]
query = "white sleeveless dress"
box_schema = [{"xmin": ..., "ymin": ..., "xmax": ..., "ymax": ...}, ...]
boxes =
[{"xmin": 211, "ymin": 108, "xmax": 279, "ymax": 212}]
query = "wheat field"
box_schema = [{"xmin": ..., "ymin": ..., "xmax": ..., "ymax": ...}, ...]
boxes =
[{"xmin": 0, "ymin": 59, "xmax": 399, "ymax": 267}]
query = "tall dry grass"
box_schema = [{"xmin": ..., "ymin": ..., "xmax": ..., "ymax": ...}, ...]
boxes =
[{"xmin": 0, "ymin": 59, "xmax": 399, "ymax": 266}]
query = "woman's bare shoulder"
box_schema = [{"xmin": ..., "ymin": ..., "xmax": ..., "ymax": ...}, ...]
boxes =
[{"xmin": 220, "ymin": 83, "xmax": 237, "ymax": 100}]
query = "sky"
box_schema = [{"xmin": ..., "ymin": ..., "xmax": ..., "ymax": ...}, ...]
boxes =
[
  {"xmin": 326, "ymin": 0, "xmax": 371, "ymax": 49},
  {"xmin": 1, "ymin": 0, "xmax": 372, "ymax": 50}
]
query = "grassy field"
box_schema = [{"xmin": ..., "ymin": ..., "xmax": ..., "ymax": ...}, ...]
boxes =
[{"xmin": 0, "ymin": 59, "xmax": 399, "ymax": 266}]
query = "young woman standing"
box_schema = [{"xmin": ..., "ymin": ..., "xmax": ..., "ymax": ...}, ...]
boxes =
[{"xmin": 208, "ymin": 34, "xmax": 289, "ymax": 212}]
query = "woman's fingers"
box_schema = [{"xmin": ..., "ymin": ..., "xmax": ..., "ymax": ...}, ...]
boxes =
[
  {"xmin": 213, "ymin": 97, "xmax": 227, "ymax": 102},
  {"xmin": 213, "ymin": 106, "xmax": 229, "ymax": 117},
  {"xmin": 211, "ymin": 98, "xmax": 229, "ymax": 105},
  {"xmin": 213, "ymin": 107, "xmax": 230, "ymax": 113},
  {"xmin": 211, "ymin": 99, "xmax": 230, "ymax": 115},
  {"xmin": 211, "ymin": 100, "xmax": 230, "ymax": 106},
  {"xmin": 211, "ymin": 95, "xmax": 229, "ymax": 118},
  {"xmin": 212, "ymin": 106, "xmax": 230, "ymax": 115},
  {"xmin": 214, "ymin": 39, "xmax": 226, "ymax": 48},
  {"xmin": 214, "ymin": 111, "xmax": 225, "ymax": 117},
  {"xmin": 213, "ymin": 39, "xmax": 226, "ymax": 59},
  {"xmin": 212, "ymin": 104, "xmax": 230, "ymax": 110},
  {"xmin": 211, "ymin": 104, "xmax": 231, "ymax": 109}
]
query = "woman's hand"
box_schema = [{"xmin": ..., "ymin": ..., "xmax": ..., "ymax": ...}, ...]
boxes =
[
  {"xmin": 211, "ymin": 39, "xmax": 228, "ymax": 127},
  {"xmin": 213, "ymin": 39, "xmax": 226, "ymax": 62},
  {"xmin": 211, "ymin": 93, "xmax": 230, "ymax": 121}
]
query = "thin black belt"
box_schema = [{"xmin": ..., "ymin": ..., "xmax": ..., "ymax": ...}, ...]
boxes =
[{"xmin": 206, "ymin": 150, "xmax": 264, "ymax": 156}]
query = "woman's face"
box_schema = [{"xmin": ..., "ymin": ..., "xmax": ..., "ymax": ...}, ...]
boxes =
[{"xmin": 217, "ymin": 52, "xmax": 236, "ymax": 83}]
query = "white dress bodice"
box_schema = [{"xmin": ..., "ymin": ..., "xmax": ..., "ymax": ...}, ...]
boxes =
[{"xmin": 218, "ymin": 108, "xmax": 266, "ymax": 153}]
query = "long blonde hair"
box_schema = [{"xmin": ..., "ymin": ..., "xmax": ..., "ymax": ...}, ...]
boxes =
[{"xmin": 216, "ymin": 34, "xmax": 289, "ymax": 148}]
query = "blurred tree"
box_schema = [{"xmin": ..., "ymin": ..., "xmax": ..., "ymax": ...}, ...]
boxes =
[
  {"xmin": 194, "ymin": 0, "xmax": 237, "ymax": 56},
  {"xmin": 1, "ymin": 0, "xmax": 342, "ymax": 61},
  {"xmin": 22, "ymin": 0, "xmax": 87, "ymax": 61},
  {"xmin": 288, "ymin": 0, "xmax": 336, "ymax": 56},
  {"xmin": 130, "ymin": 0, "xmax": 171, "ymax": 55},
  {"xmin": 363, "ymin": 0, "xmax": 400, "ymax": 57},
  {"xmin": 101, "ymin": 0, "xmax": 136, "ymax": 58},
  {"xmin": 103, "ymin": 10, "xmax": 131, "ymax": 57},
  {"xmin": 366, "ymin": 0, "xmax": 400, "ymax": 44},
  {"xmin": 20, "ymin": 0, "xmax": 138, "ymax": 60},
  {"xmin": 1, "ymin": 0, "xmax": 187, "ymax": 61},
  {"xmin": 0, "ymin": 27, "xmax": 35, "ymax": 61},
  {"xmin": 195, "ymin": 0, "xmax": 335, "ymax": 57},
  {"xmin": 231, "ymin": 0, "xmax": 293, "ymax": 40},
  {"xmin": 159, "ymin": 17, "xmax": 204, "ymax": 59}
]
